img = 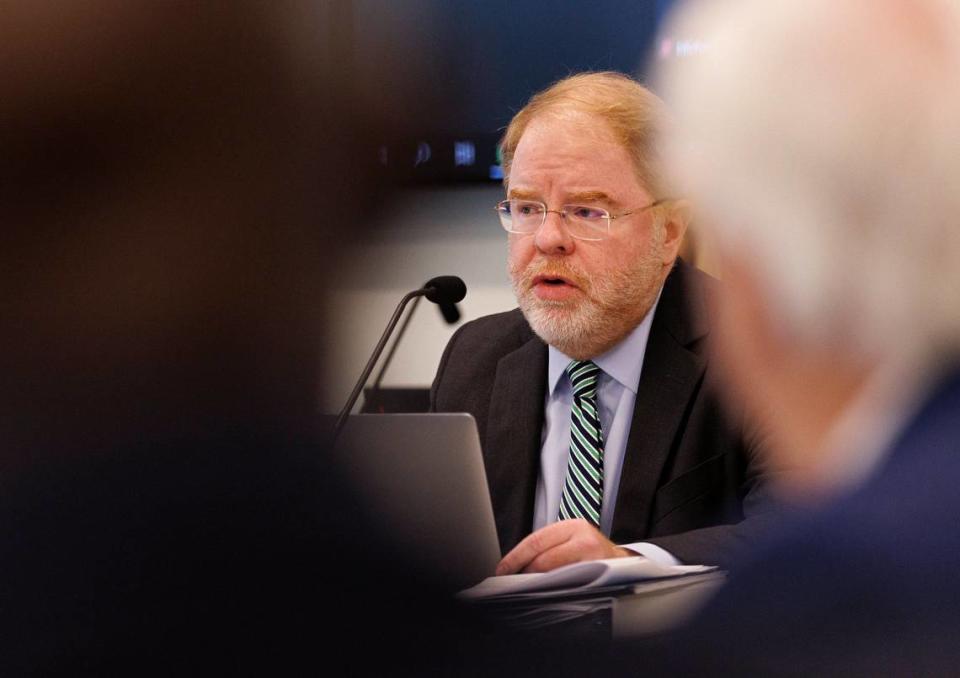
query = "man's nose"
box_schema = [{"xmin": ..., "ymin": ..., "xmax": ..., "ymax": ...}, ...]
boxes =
[{"xmin": 534, "ymin": 210, "xmax": 575, "ymax": 255}]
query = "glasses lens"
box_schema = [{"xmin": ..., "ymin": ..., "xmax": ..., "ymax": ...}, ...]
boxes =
[
  {"xmin": 563, "ymin": 205, "xmax": 609, "ymax": 240},
  {"xmin": 499, "ymin": 200, "xmax": 544, "ymax": 233}
]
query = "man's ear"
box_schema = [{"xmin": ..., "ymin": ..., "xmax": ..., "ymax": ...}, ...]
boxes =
[{"xmin": 659, "ymin": 199, "xmax": 691, "ymax": 264}]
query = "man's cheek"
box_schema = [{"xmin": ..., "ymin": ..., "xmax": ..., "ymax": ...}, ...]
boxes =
[{"xmin": 507, "ymin": 241, "xmax": 532, "ymax": 278}]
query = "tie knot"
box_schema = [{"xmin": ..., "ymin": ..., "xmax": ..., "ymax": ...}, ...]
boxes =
[{"xmin": 566, "ymin": 360, "xmax": 601, "ymax": 399}]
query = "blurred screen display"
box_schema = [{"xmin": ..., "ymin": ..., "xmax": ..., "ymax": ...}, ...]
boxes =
[{"xmin": 351, "ymin": 0, "xmax": 682, "ymax": 183}]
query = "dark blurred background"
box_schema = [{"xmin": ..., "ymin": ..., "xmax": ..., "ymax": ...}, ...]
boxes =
[{"xmin": 351, "ymin": 0, "xmax": 678, "ymax": 184}]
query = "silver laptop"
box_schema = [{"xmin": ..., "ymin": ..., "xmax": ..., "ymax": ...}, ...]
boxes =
[{"xmin": 334, "ymin": 413, "xmax": 500, "ymax": 590}]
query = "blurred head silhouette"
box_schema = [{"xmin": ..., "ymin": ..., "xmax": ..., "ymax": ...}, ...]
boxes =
[
  {"xmin": 0, "ymin": 3, "xmax": 451, "ymax": 673},
  {"xmin": 657, "ymin": 0, "xmax": 960, "ymax": 499},
  {"xmin": 0, "ymin": 2, "xmax": 368, "ymax": 465}
]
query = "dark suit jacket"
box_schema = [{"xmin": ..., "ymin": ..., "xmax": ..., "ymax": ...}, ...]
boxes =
[
  {"xmin": 639, "ymin": 365, "xmax": 960, "ymax": 676},
  {"xmin": 431, "ymin": 260, "xmax": 774, "ymax": 566}
]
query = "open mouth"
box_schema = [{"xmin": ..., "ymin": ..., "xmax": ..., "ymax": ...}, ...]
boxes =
[
  {"xmin": 532, "ymin": 274, "xmax": 575, "ymax": 288},
  {"xmin": 530, "ymin": 274, "xmax": 580, "ymax": 301}
]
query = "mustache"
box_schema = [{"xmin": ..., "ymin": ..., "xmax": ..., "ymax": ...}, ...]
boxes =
[{"xmin": 511, "ymin": 259, "xmax": 591, "ymax": 291}]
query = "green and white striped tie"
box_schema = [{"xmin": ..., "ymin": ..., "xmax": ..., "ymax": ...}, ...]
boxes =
[{"xmin": 558, "ymin": 360, "xmax": 604, "ymax": 527}]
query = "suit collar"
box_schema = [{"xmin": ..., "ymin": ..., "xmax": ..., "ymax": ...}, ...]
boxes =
[
  {"xmin": 484, "ymin": 331, "xmax": 548, "ymax": 553},
  {"xmin": 653, "ymin": 259, "xmax": 711, "ymax": 348},
  {"xmin": 611, "ymin": 260, "xmax": 711, "ymax": 542}
]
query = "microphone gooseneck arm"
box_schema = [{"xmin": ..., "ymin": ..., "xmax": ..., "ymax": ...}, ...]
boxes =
[
  {"xmin": 332, "ymin": 276, "xmax": 466, "ymax": 446},
  {"xmin": 369, "ymin": 295, "xmax": 422, "ymax": 399},
  {"xmin": 333, "ymin": 287, "xmax": 429, "ymax": 442},
  {"xmin": 370, "ymin": 275, "xmax": 466, "ymax": 400}
]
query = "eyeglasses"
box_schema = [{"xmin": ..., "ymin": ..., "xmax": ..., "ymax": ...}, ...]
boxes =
[{"xmin": 494, "ymin": 198, "xmax": 669, "ymax": 242}]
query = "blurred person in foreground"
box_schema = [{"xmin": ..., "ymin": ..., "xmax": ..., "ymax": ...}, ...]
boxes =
[
  {"xmin": 0, "ymin": 2, "xmax": 509, "ymax": 674},
  {"xmin": 432, "ymin": 72, "xmax": 777, "ymax": 576},
  {"xmin": 636, "ymin": 0, "xmax": 960, "ymax": 673}
]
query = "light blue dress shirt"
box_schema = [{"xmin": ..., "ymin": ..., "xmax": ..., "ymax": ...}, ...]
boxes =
[{"xmin": 531, "ymin": 291, "xmax": 680, "ymax": 565}]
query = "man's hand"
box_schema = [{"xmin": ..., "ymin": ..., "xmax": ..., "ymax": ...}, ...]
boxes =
[{"xmin": 495, "ymin": 519, "xmax": 634, "ymax": 575}]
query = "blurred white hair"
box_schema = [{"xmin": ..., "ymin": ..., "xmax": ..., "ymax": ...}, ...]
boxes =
[{"xmin": 656, "ymin": 0, "xmax": 960, "ymax": 358}]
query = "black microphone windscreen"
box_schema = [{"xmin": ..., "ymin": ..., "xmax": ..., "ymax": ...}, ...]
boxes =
[
  {"xmin": 439, "ymin": 302, "xmax": 461, "ymax": 324},
  {"xmin": 424, "ymin": 276, "xmax": 467, "ymax": 305}
]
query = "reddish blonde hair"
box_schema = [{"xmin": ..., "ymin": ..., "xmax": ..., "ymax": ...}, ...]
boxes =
[{"xmin": 500, "ymin": 71, "xmax": 669, "ymax": 197}]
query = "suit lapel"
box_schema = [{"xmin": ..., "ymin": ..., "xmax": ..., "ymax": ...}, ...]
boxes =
[
  {"xmin": 484, "ymin": 335, "xmax": 548, "ymax": 553},
  {"xmin": 610, "ymin": 262, "xmax": 708, "ymax": 543}
]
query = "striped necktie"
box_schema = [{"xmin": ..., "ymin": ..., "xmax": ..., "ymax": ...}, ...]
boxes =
[{"xmin": 558, "ymin": 360, "xmax": 604, "ymax": 527}]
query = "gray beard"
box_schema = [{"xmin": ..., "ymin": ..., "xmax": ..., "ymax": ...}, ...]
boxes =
[{"xmin": 511, "ymin": 255, "xmax": 667, "ymax": 360}]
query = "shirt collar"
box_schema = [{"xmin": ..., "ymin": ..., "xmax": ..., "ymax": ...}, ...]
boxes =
[{"xmin": 547, "ymin": 286, "xmax": 664, "ymax": 396}]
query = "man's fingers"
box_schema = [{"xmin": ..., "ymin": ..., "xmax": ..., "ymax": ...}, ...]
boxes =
[
  {"xmin": 522, "ymin": 525, "xmax": 619, "ymax": 572},
  {"xmin": 496, "ymin": 520, "xmax": 587, "ymax": 575},
  {"xmin": 523, "ymin": 540, "xmax": 584, "ymax": 573}
]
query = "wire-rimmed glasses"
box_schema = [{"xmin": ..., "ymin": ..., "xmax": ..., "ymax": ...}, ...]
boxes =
[{"xmin": 494, "ymin": 198, "xmax": 669, "ymax": 241}]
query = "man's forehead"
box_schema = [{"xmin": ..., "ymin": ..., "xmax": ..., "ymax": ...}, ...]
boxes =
[
  {"xmin": 518, "ymin": 109, "xmax": 619, "ymax": 149},
  {"xmin": 507, "ymin": 111, "xmax": 648, "ymax": 202}
]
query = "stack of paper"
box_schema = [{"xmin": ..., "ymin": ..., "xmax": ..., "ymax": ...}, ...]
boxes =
[{"xmin": 458, "ymin": 557, "xmax": 716, "ymax": 602}]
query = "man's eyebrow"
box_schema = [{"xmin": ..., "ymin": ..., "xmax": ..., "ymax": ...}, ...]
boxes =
[
  {"xmin": 567, "ymin": 190, "xmax": 615, "ymax": 205},
  {"xmin": 507, "ymin": 189, "xmax": 618, "ymax": 205},
  {"xmin": 507, "ymin": 188, "xmax": 541, "ymax": 201}
]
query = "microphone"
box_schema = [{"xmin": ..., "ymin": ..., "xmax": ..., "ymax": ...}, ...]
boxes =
[
  {"xmin": 438, "ymin": 303, "xmax": 460, "ymax": 324},
  {"xmin": 424, "ymin": 275, "xmax": 466, "ymax": 324},
  {"xmin": 423, "ymin": 275, "xmax": 467, "ymax": 306},
  {"xmin": 332, "ymin": 276, "xmax": 467, "ymax": 442}
]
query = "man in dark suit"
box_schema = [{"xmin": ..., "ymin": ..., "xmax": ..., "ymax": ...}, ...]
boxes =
[
  {"xmin": 432, "ymin": 72, "xmax": 773, "ymax": 573},
  {"xmin": 638, "ymin": 0, "xmax": 960, "ymax": 672}
]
